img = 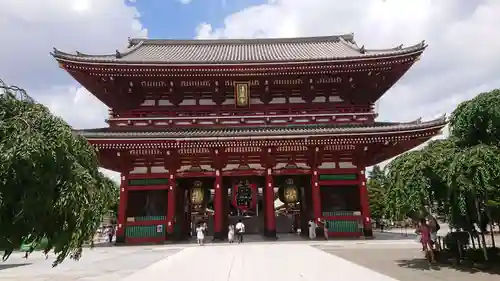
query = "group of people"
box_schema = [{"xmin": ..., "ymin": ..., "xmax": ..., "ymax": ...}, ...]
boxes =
[
  {"xmin": 195, "ymin": 220, "xmax": 246, "ymax": 245},
  {"xmin": 308, "ymin": 219, "xmax": 329, "ymax": 240},
  {"xmin": 415, "ymin": 217, "xmax": 441, "ymax": 263}
]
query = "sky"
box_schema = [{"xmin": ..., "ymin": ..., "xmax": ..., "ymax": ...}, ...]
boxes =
[{"xmin": 1, "ymin": 0, "xmax": 500, "ymax": 182}]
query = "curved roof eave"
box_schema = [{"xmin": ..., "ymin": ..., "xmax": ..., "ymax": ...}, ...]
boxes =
[{"xmin": 51, "ymin": 36, "xmax": 426, "ymax": 67}]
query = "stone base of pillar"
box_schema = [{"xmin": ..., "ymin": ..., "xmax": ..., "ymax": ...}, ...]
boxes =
[
  {"xmin": 213, "ymin": 232, "xmax": 224, "ymax": 241},
  {"xmin": 263, "ymin": 229, "xmax": 277, "ymax": 239},
  {"xmin": 115, "ymin": 234, "xmax": 125, "ymax": 245}
]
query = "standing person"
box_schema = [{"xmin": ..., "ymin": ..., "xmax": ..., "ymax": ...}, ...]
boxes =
[
  {"xmin": 427, "ymin": 216, "xmax": 441, "ymax": 251},
  {"xmin": 308, "ymin": 219, "xmax": 317, "ymax": 240},
  {"xmin": 107, "ymin": 225, "xmax": 115, "ymax": 244},
  {"xmin": 235, "ymin": 219, "xmax": 245, "ymax": 243},
  {"xmin": 196, "ymin": 223, "xmax": 205, "ymax": 245},
  {"xmin": 416, "ymin": 219, "xmax": 435, "ymax": 263},
  {"xmin": 228, "ymin": 225, "xmax": 235, "ymax": 243},
  {"xmin": 322, "ymin": 220, "xmax": 329, "ymax": 240},
  {"xmin": 379, "ymin": 218, "xmax": 385, "ymax": 232}
]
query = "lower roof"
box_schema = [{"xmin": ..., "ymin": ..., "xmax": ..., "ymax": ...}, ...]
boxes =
[{"xmin": 76, "ymin": 117, "xmax": 446, "ymax": 140}]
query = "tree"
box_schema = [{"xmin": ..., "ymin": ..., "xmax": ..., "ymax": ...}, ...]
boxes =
[
  {"xmin": 383, "ymin": 89, "xmax": 500, "ymax": 255},
  {"xmin": 367, "ymin": 165, "xmax": 386, "ymax": 221},
  {"xmin": 450, "ymin": 89, "xmax": 500, "ymax": 229},
  {"xmin": 449, "ymin": 89, "xmax": 500, "ymax": 147},
  {"xmin": 384, "ymin": 150, "xmax": 431, "ymax": 221},
  {"xmin": 0, "ymin": 80, "xmax": 116, "ymax": 266}
]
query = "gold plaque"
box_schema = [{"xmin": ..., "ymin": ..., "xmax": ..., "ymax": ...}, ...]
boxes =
[{"xmin": 234, "ymin": 82, "xmax": 250, "ymax": 107}]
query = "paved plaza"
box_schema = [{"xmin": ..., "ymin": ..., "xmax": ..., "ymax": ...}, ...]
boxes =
[{"xmin": 0, "ymin": 234, "xmax": 498, "ymax": 281}]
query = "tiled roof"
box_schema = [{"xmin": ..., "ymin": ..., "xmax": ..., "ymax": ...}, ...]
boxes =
[
  {"xmin": 52, "ymin": 34, "xmax": 426, "ymax": 64},
  {"xmin": 76, "ymin": 117, "xmax": 446, "ymax": 140}
]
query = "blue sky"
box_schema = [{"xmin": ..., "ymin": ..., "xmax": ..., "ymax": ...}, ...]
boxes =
[{"xmin": 135, "ymin": 0, "xmax": 266, "ymax": 39}]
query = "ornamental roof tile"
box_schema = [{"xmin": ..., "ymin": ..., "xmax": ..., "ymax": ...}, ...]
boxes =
[
  {"xmin": 76, "ymin": 117, "xmax": 446, "ymax": 140},
  {"xmin": 52, "ymin": 34, "xmax": 426, "ymax": 64}
]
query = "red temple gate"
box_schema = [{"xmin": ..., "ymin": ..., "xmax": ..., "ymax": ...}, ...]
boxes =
[{"xmin": 52, "ymin": 34, "xmax": 446, "ymax": 243}]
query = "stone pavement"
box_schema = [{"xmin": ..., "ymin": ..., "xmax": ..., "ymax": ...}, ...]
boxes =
[
  {"xmin": 3, "ymin": 236, "xmax": 495, "ymax": 281},
  {"xmin": 121, "ymin": 243, "xmax": 402, "ymax": 281},
  {"xmin": 0, "ymin": 246, "xmax": 183, "ymax": 281},
  {"xmin": 0, "ymin": 239, "xmax": 418, "ymax": 281}
]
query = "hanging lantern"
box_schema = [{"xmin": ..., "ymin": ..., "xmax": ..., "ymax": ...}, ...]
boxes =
[
  {"xmin": 278, "ymin": 178, "xmax": 300, "ymax": 205},
  {"xmin": 232, "ymin": 180, "xmax": 257, "ymax": 211},
  {"xmin": 190, "ymin": 180, "xmax": 208, "ymax": 210}
]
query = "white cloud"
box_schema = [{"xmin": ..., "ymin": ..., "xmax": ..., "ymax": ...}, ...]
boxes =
[
  {"xmin": 196, "ymin": 0, "xmax": 500, "ymax": 122},
  {"xmin": 1, "ymin": 0, "xmax": 148, "ymax": 182},
  {"xmin": 178, "ymin": 0, "xmax": 192, "ymax": 4},
  {"xmin": 196, "ymin": 0, "xmax": 500, "ymax": 168}
]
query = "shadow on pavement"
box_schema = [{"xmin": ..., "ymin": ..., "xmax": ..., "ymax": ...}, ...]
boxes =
[
  {"xmin": 396, "ymin": 256, "xmax": 500, "ymax": 275},
  {"xmin": 0, "ymin": 263, "xmax": 31, "ymax": 271}
]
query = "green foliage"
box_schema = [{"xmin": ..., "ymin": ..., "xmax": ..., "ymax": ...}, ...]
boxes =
[
  {"xmin": 367, "ymin": 165, "xmax": 386, "ymax": 220},
  {"xmin": 449, "ymin": 89, "xmax": 500, "ymax": 147},
  {"xmin": 0, "ymin": 80, "xmax": 116, "ymax": 266},
  {"xmin": 383, "ymin": 88, "xmax": 500, "ymax": 232},
  {"xmin": 384, "ymin": 151, "xmax": 431, "ymax": 220}
]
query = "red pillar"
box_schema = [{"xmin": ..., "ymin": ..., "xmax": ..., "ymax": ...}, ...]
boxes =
[
  {"xmin": 358, "ymin": 166, "xmax": 373, "ymax": 237},
  {"xmin": 166, "ymin": 172, "xmax": 176, "ymax": 238},
  {"xmin": 116, "ymin": 172, "xmax": 128, "ymax": 244},
  {"xmin": 311, "ymin": 169, "xmax": 321, "ymax": 222},
  {"xmin": 264, "ymin": 168, "xmax": 276, "ymax": 238},
  {"xmin": 213, "ymin": 169, "xmax": 224, "ymax": 240}
]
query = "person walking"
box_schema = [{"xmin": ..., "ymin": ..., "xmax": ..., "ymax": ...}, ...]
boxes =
[
  {"xmin": 196, "ymin": 223, "xmax": 205, "ymax": 245},
  {"xmin": 228, "ymin": 225, "xmax": 235, "ymax": 243},
  {"xmin": 416, "ymin": 218, "xmax": 435, "ymax": 263},
  {"xmin": 106, "ymin": 225, "xmax": 115, "ymax": 244},
  {"xmin": 308, "ymin": 219, "xmax": 317, "ymax": 240},
  {"xmin": 322, "ymin": 220, "xmax": 329, "ymax": 240},
  {"xmin": 235, "ymin": 220, "xmax": 245, "ymax": 243}
]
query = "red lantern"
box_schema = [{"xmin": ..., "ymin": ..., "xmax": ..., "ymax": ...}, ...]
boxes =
[{"xmin": 232, "ymin": 182, "xmax": 257, "ymax": 211}]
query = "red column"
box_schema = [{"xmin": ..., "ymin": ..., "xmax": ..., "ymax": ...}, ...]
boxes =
[
  {"xmin": 213, "ymin": 169, "xmax": 224, "ymax": 240},
  {"xmin": 264, "ymin": 168, "xmax": 276, "ymax": 238},
  {"xmin": 311, "ymin": 169, "xmax": 321, "ymax": 222},
  {"xmin": 358, "ymin": 167, "xmax": 373, "ymax": 237},
  {"xmin": 116, "ymin": 172, "xmax": 128, "ymax": 244},
  {"xmin": 166, "ymin": 172, "xmax": 176, "ymax": 237}
]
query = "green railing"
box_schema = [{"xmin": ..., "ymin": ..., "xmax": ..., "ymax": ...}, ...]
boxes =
[
  {"xmin": 325, "ymin": 220, "xmax": 362, "ymax": 233},
  {"xmin": 126, "ymin": 225, "xmax": 166, "ymax": 238}
]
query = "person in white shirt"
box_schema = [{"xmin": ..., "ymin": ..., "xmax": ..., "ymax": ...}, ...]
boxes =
[
  {"xmin": 235, "ymin": 220, "xmax": 245, "ymax": 243},
  {"xmin": 228, "ymin": 225, "xmax": 235, "ymax": 243},
  {"xmin": 308, "ymin": 219, "xmax": 317, "ymax": 240},
  {"xmin": 196, "ymin": 223, "xmax": 205, "ymax": 245}
]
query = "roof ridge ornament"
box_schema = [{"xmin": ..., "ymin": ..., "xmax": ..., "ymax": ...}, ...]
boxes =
[
  {"xmin": 115, "ymin": 50, "xmax": 122, "ymax": 58},
  {"xmin": 359, "ymin": 45, "xmax": 366, "ymax": 54}
]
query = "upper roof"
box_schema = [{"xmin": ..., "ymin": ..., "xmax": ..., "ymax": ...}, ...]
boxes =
[
  {"xmin": 76, "ymin": 116, "xmax": 446, "ymax": 140},
  {"xmin": 52, "ymin": 34, "xmax": 426, "ymax": 65}
]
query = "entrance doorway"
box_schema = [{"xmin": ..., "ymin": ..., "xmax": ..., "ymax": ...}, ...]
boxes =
[
  {"xmin": 273, "ymin": 175, "xmax": 312, "ymax": 238},
  {"xmin": 224, "ymin": 176, "xmax": 264, "ymax": 235}
]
